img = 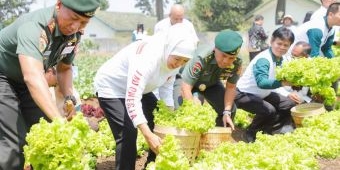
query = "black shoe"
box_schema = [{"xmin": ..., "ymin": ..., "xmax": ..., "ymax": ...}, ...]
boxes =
[{"xmin": 244, "ymin": 129, "xmax": 256, "ymax": 143}]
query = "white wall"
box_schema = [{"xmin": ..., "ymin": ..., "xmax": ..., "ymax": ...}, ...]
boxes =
[
  {"xmin": 83, "ymin": 18, "xmax": 116, "ymax": 39},
  {"xmin": 255, "ymin": 0, "xmax": 319, "ymax": 35}
]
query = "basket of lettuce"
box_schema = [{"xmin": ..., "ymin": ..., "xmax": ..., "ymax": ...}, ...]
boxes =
[{"xmin": 153, "ymin": 100, "xmax": 216, "ymax": 163}]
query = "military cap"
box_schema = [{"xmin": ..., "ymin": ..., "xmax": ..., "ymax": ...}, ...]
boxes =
[
  {"xmin": 215, "ymin": 30, "xmax": 243, "ymax": 55},
  {"xmin": 61, "ymin": 0, "xmax": 100, "ymax": 18}
]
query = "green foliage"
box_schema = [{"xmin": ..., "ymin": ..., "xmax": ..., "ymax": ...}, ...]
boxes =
[
  {"xmin": 137, "ymin": 130, "xmax": 149, "ymax": 156},
  {"xmin": 89, "ymin": 119, "xmax": 116, "ymax": 157},
  {"xmin": 332, "ymin": 45, "xmax": 340, "ymax": 57},
  {"xmin": 276, "ymin": 57, "xmax": 340, "ymax": 105},
  {"xmin": 79, "ymin": 39, "xmax": 99, "ymax": 53},
  {"xmin": 192, "ymin": 0, "xmax": 262, "ymax": 31},
  {"xmin": 146, "ymin": 135, "xmax": 190, "ymax": 170},
  {"xmin": 234, "ymin": 109, "xmax": 253, "ymax": 129},
  {"xmin": 134, "ymin": 0, "xmax": 155, "ymax": 15},
  {"xmin": 98, "ymin": 0, "xmax": 109, "ymax": 11},
  {"xmin": 0, "ymin": 0, "xmax": 33, "ymax": 27},
  {"xmin": 73, "ymin": 53, "xmax": 111, "ymax": 99},
  {"xmin": 24, "ymin": 114, "xmax": 116, "ymax": 170},
  {"xmin": 191, "ymin": 110, "xmax": 340, "ymax": 169},
  {"xmin": 154, "ymin": 100, "xmax": 216, "ymax": 133}
]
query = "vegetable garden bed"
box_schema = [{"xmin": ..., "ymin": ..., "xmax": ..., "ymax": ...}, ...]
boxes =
[{"xmin": 67, "ymin": 53, "xmax": 340, "ymax": 169}]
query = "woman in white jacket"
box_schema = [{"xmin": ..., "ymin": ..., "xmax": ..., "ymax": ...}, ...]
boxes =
[{"xmin": 94, "ymin": 23, "xmax": 196, "ymax": 170}]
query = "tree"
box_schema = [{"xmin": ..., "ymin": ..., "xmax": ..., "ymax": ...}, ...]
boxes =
[
  {"xmin": 135, "ymin": 0, "xmax": 172, "ymax": 21},
  {"xmin": 192, "ymin": 0, "xmax": 262, "ymax": 31},
  {"xmin": 0, "ymin": 0, "xmax": 34, "ymax": 27},
  {"xmin": 98, "ymin": 0, "xmax": 109, "ymax": 11},
  {"xmin": 135, "ymin": 0, "xmax": 153, "ymax": 15}
]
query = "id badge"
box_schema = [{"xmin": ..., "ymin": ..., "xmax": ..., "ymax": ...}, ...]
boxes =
[{"xmin": 61, "ymin": 46, "xmax": 75, "ymax": 54}]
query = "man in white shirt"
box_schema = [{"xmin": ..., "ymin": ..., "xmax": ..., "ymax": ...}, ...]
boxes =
[
  {"xmin": 311, "ymin": 0, "xmax": 336, "ymax": 20},
  {"xmin": 310, "ymin": 0, "xmax": 340, "ymax": 45},
  {"xmin": 154, "ymin": 4, "xmax": 199, "ymax": 43},
  {"xmin": 275, "ymin": 41, "xmax": 312, "ymax": 104}
]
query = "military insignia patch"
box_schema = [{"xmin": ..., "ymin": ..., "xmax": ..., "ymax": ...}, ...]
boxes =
[
  {"xmin": 68, "ymin": 37, "xmax": 78, "ymax": 44},
  {"xmin": 191, "ymin": 62, "xmax": 202, "ymax": 76},
  {"xmin": 47, "ymin": 18, "xmax": 56, "ymax": 33},
  {"xmin": 198, "ymin": 84, "xmax": 206, "ymax": 91},
  {"xmin": 236, "ymin": 66, "xmax": 242, "ymax": 75},
  {"xmin": 39, "ymin": 31, "xmax": 48, "ymax": 53}
]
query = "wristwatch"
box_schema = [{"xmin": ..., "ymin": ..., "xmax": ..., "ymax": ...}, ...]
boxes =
[
  {"xmin": 64, "ymin": 95, "xmax": 77, "ymax": 105},
  {"xmin": 223, "ymin": 110, "xmax": 232, "ymax": 117}
]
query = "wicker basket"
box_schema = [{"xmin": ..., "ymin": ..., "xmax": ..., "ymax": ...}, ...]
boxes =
[
  {"xmin": 199, "ymin": 127, "xmax": 232, "ymax": 151},
  {"xmin": 290, "ymin": 103, "xmax": 326, "ymax": 127},
  {"xmin": 153, "ymin": 125, "xmax": 201, "ymax": 164}
]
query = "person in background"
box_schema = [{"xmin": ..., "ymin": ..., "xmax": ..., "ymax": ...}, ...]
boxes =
[
  {"xmin": 292, "ymin": 2, "xmax": 340, "ymax": 58},
  {"xmin": 292, "ymin": 2, "xmax": 340, "ymax": 110},
  {"xmin": 274, "ymin": 41, "xmax": 312, "ymax": 104},
  {"xmin": 94, "ymin": 23, "xmax": 196, "ymax": 170},
  {"xmin": 248, "ymin": 14, "xmax": 269, "ymax": 61},
  {"xmin": 178, "ymin": 30, "xmax": 243, "ymax": 130},
  {"xmin": 303, "ymin": 11, "xmax": 314, "ymax": 23},
  {"xmin": 44, "ymin": 67, "xmax": 58, "ymax": 87},
  {"xmin": 311, "ymin": 0, "xmax": 336, "ymax": 20},
  {"xmin": 235, "ymin": 27, "xmax": 296, "ymax": 143},
  {"xmin": 0, "ymin": 0, "xmax": 100, "ymax": 169},
  {"xmin": 283, "ymin": 41, "xmax": 311, "ymax": 62},
  {"xmin": 154, "ymin": 4, "xmax": 199, "ymax": 44},
  {"xmin": 281, "ymin": 15, "xmax": 297, "ymax": 35},
  {"xmin": 310, "ymin": 1, "xmax": 340, "ymax": 46},
  {"xmin": 132, "ymin": 23, "xmax": 148, "ymax": 42}
]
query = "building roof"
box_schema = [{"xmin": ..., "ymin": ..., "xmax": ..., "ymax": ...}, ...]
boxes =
[
  {"xmin": 245, "ymin": 0, "xmax": 321, "ymax": 20},
  {"xmin": 94, "ymin": 11, "xmax": 157, "ymax": 32}
]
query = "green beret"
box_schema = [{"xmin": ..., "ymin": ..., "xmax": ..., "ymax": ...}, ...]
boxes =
[
  {"xmin": 61, "ymin": 0, "xmax": 100, "ymax": 18},
  {"xmin": 215, "ymin": 30, "xmax": 243, "ymax": 55}
]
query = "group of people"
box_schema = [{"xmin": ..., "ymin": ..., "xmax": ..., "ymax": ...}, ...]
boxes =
[
  {"xmin": 1, "ymin": 0, "xmax": 340, "ymax": 170},
  {"xmin": 244, "ymin": 0, "xmax": 340, "ymax": 142}
]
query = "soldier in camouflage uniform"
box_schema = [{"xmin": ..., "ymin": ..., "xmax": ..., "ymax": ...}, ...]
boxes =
[
  {"xmin": 0, "ymin": 0, "xmax": 99, "ymax": 169},
  {"xmin": 178, "ymin": 30, "xmax": 243, "ymax": 129}
]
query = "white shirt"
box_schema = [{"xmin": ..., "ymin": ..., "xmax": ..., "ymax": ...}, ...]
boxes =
[
  {"xmin": 237, "ymin": 49, "xmax": 276, "ymax": 98},
  {"xmin": 289, "ymin": 17, "xmax": 334, "ymax": 57},
  {"xmin": 310, "ymin": 6, "xmax": 327, "ymax": 21},
  {"xmin": 94, "ymin": 40, "xmax": 177, "ymax": 127},
  {"xmin": 154, "ymin": 17, "xmax": 199, "ymax": 44},
  {"xmin": 94, "ymin": 23, "xmax": 196, "ymax": 127},
  {"xmin": 132, "ymin": 30, "xmax": 148, "ymax": 41}
]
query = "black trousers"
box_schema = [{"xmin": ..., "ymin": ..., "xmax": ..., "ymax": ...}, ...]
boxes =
[
  {"xmin": 176, "ymin": 81, "xmax": 236, "ymax": 126},
  {"xmin": 97, "ymin": 92, "xmax": 157, "ymax": 170},
  {"xmin": 234, "ymin": 89, "xmax": 296, "ymax": 134},
  {"xmin": 0, "ymin": 73, "xmax": 48, "ymax": 170}
]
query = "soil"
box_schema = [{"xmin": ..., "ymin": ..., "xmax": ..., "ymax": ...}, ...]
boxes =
[{"xmin": 96, "ymin": 154, "xmax": 147, "ymax": 170}]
